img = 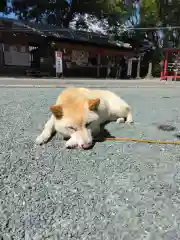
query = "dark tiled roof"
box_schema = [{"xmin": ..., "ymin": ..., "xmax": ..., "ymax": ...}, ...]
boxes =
[{"xmin": 0, "ymin": 17, "xmax": 132, "ymax": 50}]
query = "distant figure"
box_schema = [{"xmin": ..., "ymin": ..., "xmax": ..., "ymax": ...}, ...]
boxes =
[
  {"xmin": 116, "ymin": 63, "xmax": 122, "ymax": 79},
  {"xmin": 106, "ymin": 59, "xmax": 112, "ymax": 78},
  {"xmin": 120, "ymin": 57, "xmax": 126, "ymax": 79}
]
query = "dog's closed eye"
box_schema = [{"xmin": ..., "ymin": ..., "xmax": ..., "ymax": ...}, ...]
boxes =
[{"xmin": 67, "ymin": 126, "xmax": 77, "ymax": 131}]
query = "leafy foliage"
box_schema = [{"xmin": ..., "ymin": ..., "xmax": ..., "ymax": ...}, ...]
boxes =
[
  {"xmin": 140, "ymin": 0, "xmax": 160, "ymax": 26},
  {"xmin": 0, "ymin": 0, "xmax": 6, "ymax": 12},
  {"xmin": 11, "ymin": 0, "xmax": 132, "ymax": 29}
]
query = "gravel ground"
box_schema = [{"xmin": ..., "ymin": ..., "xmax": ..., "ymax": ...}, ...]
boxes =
[{"xmin": 1, "ymin": 88, "xmax": 180, "ymax": 240}]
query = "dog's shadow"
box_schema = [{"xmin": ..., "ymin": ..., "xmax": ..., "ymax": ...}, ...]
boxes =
[
  {"xmin": 47, "ymin": 131, "xmax": 58, "ymax": 143},
  {"xmin": 84, "ymin": 122, "xmax": 115, "ymax": 149},
  {"xmin": 95, "ymin": 122, "xmax": 115, "ymax": 142}
]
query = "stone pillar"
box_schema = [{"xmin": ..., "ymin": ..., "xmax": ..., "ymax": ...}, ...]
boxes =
[
  {"xmin": 146, "ymin": 62, "xmax": 153, "ymax": 79},
  {"xmin": 136, "ymin": 56, "xmax": 141, "ymax": 79},
  {"xmin": 127, "ymin": 58, "xmax": 132, "ymax": 78}
]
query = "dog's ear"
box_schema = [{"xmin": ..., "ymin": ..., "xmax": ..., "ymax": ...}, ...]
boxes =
[
  {"xmin": 88, "ymin": 98, "xmax": 100, "ymax": 111},
  {"xmin": 49, "ymin": 104, "xmax": 63, "ymax": 118}
]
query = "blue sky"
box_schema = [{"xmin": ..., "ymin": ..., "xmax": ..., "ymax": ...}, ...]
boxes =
[
  {"xmin": 0, "ymin": 0, "xmax": 17, "ymax": 18},
  {"xmin": 0, "ymin": 12, "xmax": 16, "ymax": 18}
]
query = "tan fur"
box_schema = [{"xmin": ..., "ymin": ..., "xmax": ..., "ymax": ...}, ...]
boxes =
[
  {"xmin": 36, "ymin": 87, "xmax": 133, "ymax": 149},
  {"xmin": 49, "ymin": 105, "xmax": 63, "ymax": 119},
  {"xmin": 88, "ymin": 98, "xmax": 100, "ymax": 110}
]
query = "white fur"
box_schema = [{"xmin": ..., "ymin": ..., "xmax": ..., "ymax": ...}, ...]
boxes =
[
  {"xmin": 36, "ymin": 115, "xmax": 55, "ymax": 144},
  {"xmin": 36, "ymin": 88, "xmax": 133, "ymax": 148},
  {"xmin": 65, "ymin": 129, "xmax": 92, "ymax": 149}
]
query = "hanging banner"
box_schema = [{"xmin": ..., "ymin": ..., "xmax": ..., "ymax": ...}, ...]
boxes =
[{"xmin": 55, "ymin": 51, "xmax": 63, "ymax": 74}]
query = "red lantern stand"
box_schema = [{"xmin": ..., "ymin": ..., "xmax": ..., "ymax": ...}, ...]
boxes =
[{"xmin": 160, "ymin": 48, "xmax": 180, "ymax": 81}]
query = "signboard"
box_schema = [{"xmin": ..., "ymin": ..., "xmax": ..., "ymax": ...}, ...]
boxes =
[
  {"xmin": 55, "ymin": 51, "xmax": 63, "ymax": 75},
  {"xmin": 71, "ymin": 50, "xmax": 89, "ymax": 66}
]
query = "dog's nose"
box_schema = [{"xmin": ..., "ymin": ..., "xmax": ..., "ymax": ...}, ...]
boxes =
[{"xmin": 80, "ymin": 143, "xmax": 91, "ymax": 149}]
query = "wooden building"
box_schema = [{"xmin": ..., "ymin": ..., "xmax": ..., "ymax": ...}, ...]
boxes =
[{"xmin": 0, "ymin": 17, "xmax": 137, "ymax": 78}]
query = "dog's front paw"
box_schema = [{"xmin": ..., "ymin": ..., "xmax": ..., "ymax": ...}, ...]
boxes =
[
  {"xmin": 125, "ymin": 120, "xmax": 134, "ymax": 124},
  {"xmin": 65, "ymin": 138, "xmax": 77, "ymax": 149},
  {"xmin": 65, "ymin": 142, "xmax": 77, "ymax": 149},
  {"xmin": 116, "ymin": 118, "xmax": 125, "ymax": 124},
  {"xmin": 35, "ymin": 135, "xmax": 45, "ymax": 145}
]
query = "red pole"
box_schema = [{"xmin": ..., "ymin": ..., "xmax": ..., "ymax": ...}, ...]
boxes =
[
  {"xmin": 163, "ymin": 50, "xmax": 168, "ymax": 81},
  {"xmin": 160, "ymin": 60, "xmax": 164, "ymax": 80}
]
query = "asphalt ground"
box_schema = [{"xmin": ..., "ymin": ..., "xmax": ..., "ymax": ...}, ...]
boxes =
[
  {"xmin": 0, "ymin": 77, "xmax": 179, "ymax": 88},
  {"xmin": 1, "ymin": 87, "xmax": 180, "ymax": 239}
]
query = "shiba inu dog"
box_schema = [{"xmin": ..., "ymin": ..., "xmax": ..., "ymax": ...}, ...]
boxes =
[{"xmin": 36, "ymin": 88, "xmax": 133, "ymax": 149}]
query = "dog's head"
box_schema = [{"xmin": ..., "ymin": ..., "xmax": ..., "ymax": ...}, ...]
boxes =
[{"xmin": 49, "ymin": 98, "xmax": 100, "ymax": 149}]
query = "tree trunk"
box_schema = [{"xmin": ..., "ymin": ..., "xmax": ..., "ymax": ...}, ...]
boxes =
[
  {"xmin": 97, "ymin": 54, "xmax": 100, "ymax": 78},
  {"xmin": 145, "ymin": 61, "xmax": 153, "ymax": 79},
  {"xmin": 63, "ymin": 13, "xmax": 74, "ymax": 28},
  {"xmin": 62, "ymin": 5, "xmax": 75, "ymax": 28}
]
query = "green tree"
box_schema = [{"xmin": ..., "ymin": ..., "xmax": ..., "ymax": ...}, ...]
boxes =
[
  {"xmin": 0, "ymin": 0, "xmax": 6, "ymax": 12},
  {"xmin": 11, "ymin": 0, "xmax": 131, "ymax": 28},
  {"xmin": 140, "ymin": 0, "xmax": 160, "ymax": 26},
  {"xmin": 140, "ymin": 0, "xmax": 160, "ymax": 78},
  {"xmin": 120, "ymin": 0, "xmax": 162, "ymax": 78}
]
